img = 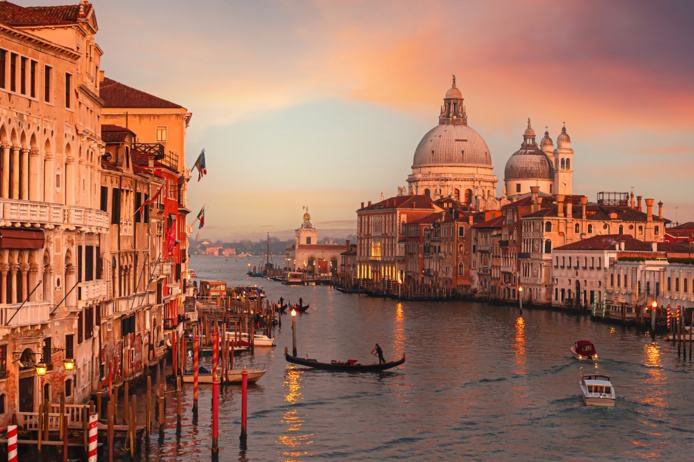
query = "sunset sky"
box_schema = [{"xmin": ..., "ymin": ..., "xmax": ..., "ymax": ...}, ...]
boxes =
[{"xmin": 39, "ymin": 0, "xmax": 694, "ymax": 241}]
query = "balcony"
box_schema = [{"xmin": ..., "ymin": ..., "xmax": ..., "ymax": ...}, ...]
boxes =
[
  {"xmin": 0, "ymin": 302, "xmax": 51, "ymax": 329},
  {"xmin": 74, "ymin": 280, "xmax": 109, "ymax": 311},
  {"xmin": 66, "ymin": 206, "xmax": 109, "ymax": 233},
  {"xmin": 0, "ymin": 199, "xmax": 63, "ymax": 228}
]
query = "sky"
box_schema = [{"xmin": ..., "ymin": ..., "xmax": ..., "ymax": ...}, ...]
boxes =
[{"xmin": 34, "ymin": 0, "xmax": 694, "ymax": 241}]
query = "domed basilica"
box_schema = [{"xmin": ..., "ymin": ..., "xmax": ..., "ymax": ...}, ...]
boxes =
[{"xmin": 405, "ymin": 76, "xmax": 574, "ymax": 208}]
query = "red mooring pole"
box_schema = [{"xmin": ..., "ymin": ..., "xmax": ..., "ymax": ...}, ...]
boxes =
[
  {"xmin": 241, "ymin": 367, "xmax": 248, "ymax": 444},
  {"xmin": 193, "ymin": 334, "xmax": 199, "ymax": 411},
  {"xmin": 212, "ymin": 331, "xmax": 219, "ymax": 453}
]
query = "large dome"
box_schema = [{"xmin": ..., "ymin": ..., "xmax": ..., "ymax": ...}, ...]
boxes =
[{"xmin": 412, "ymin": 124, "xmax": 492, "ymax": 167}]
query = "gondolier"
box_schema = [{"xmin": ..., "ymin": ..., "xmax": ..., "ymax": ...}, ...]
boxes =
[{"xmin": 372, "ymin": 343, "xmax": 386, "ymax": 364}]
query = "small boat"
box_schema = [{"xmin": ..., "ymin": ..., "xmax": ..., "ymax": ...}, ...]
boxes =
[
  {"xmin": 283, "ymin": 271, "xmax": 304, "ymax": 285},
  {"xmin": 579, "ymin": 370, "xmax": 616, "ymax": 407},
  {"xmin": 284, "ymin": 347, "xmax": 405, "ymax": 372},
  {"xmin": 226, "ymin": 331, "xmax": 275, "ymax": 347},
  {"xmin": 571, "ymin": 340, "xmax": 598, "ymax": 360},
  {"xmin": 665, "ymin": 326, "xmax": 694, "ymax": 342},
  {"xmin": 182, "ymin": 365, "xmax": 266, "ymax": 384},
  {"xmin": 189, "ymin": 269, "xmax": 198, "ymax": 278}
]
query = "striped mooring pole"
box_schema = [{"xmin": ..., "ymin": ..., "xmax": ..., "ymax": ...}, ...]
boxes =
[
  {"xmin": 88, "ymin": 412, "xmax": 98, "ymax": 462},
  {"xmin": 193, "ymin": 334, "xmax": 199, "ymax": 410},
  {"xmin": 7, "ymin": 424, "xmax": 18, "ymax": 462}
]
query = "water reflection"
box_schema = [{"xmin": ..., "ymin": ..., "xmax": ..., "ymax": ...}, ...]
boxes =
[
  {"xmin": 514, "ymin": 316, "xmax": 526, "ymax": 368},
  {"xmin": 280, "ymin": 367, "xmax": 313, "ymax": 460},
  {"xmin": 642, "ymin": 342, "xmax": 667, "ymax": 410},
  {"xmin": 394, "ymin": 303, "xmax": 406, "ymax": 355}
]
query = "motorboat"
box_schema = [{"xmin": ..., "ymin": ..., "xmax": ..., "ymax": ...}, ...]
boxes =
[
  {"xmin": 579, "ymin": 371, "xmax": 616, "ymax": 407},
  {"xmin": 182, "ymin": 365, "xmax": 266, "ymax": 384},
  {"xmin": 571, "ymin": 340, "xmax": 598, "ymax": 360},
  {"xmin": 225, "ymin": 331, "xmax": 275, "ymax": 347}
]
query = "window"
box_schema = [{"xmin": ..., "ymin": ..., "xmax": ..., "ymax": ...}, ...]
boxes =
[
  {"xmin": 588, "ymin": 224, "xmax": 593, "ymax": 233},
  {"xmin": 545, "ymin": 222, "xmax": 552, "ymax": 232},
  {"xmin": 0, "ymin": 345, "xmax": 6, "ymax": 379},
  {"xmin": 655, "ymin": 226, "xmax": 660, "ymax": 236},
  {"xmin": 638, "ymin": 225, "xmax": 643, "ymax": 235},
  {"xmin": 65, "ymin": 72, "xmax": 72, "ymax": 108},
  {"xmin": 561, "ymin": 158, "xmax": 566, "ymax": 169},
  {"xmin": 575, "ymin": 223, "xmax": 580, "ymax": 233},
  {"xmin": 44, "ymin": 65, "xmax": 52, "ymax": 102},
  {"xmin": 458, "ymin": 263, "xmax": 464, "ymax": 276},
  {"xmin": 65, "ymin": 334, "xmax": 74, "ymax": 360},
  {"xmin": 156, "ymin": 126, "xmax": 167, "ymax": 142},
  {"xmin": 65, "ymin": 379, "xmax": 73, "ymax": 398},
  {"xmin": 43, "ymin": 337, "xmax": 52, "ymax": 367},
  {"xmin": 544, "ymin": 240, "xmax": 552, "ymax": 254},
  {"xmin": 306, "ymin": 237, "xmax": 311, "ymax": 245},
  {"xmin": 516, "ymin": 184, "xmax": 521, "ymax": 193},
  {"xmin": 675, "ymin": 278, "xmax": 680, "ymax": 292},
  {"xmin": 458, "ymin": 226, "xmax": 465, "ymax": 237},
  {"xmin": 111, "ymin": 188, "xmax": 121, "ymax": 224},
  {"xmin": 0, "ymin": 49, "xmax": 5, "ymax": 88},
  {"xmin": 10, "ymin": 53, "xmax": 17, "ymax": 92},
  {"xmin": 667, "ymin": 277, "xmax": 671, "ymax": 291},
  {"xmin": 100, "ymin": 186, "xmax": 108, "ymax": 212},
  {"xmin": 20, "ymin": 57, "xmax": 27, "ymax": 94},
  {"xmin": 30, "ymin": 60, "xmax": 37, "ymax": 98},
  {"xmin": 566, "ymin": 159, "xmax": 571, "ymax": 169},
  {"xmin": 618, "ymin": 225, "xmax": 623, "ymax": 235}
]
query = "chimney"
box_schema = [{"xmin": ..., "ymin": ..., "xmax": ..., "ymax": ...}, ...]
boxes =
[
  {"xmin": 581, "ymin": 197, "xmax": 587, "ymax": 219},
  {"xmin": 346, "ymin": 240, "xmax": 350, "ymax": 247},
  {"xmin": 556, "ymin": 194, "xmax": 565, "ymax": 217},
  {"xmin": 530, "ymin": 186, "xmax": 540, "ymax": 212},
  {"xmin": 469, "ymin": 214, "xmax": 474, "ymax": 225},
  {"xmin": 651, "ymin": 242, "xmax": 657, "ymax": 252},
  {"xmin": 645, "ymin": 198, "xmax": 654, "ymax": 221},
  {"xmin": 637, "ymin": 196, "xmax": 642, "ymax": 212},
  {"xmin": 368, "ymin": 201, "xmax": 371, "ymax": 207},
  {"xmin": 630, "ymin": 191, "xmax": 634, "ymax": 208},
  {"xmin": 658, "ymin": 201, "xmax": 663, "ymax": 219}
]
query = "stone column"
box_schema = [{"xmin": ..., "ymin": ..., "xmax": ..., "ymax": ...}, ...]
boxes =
[
  {"xmin": 20, "ymin": 262, "xmax": 30, "ymax": 302},
  {"xmin": 43, "ymin": 152, "xmax": 53, "ymax": 203},
  {"xmin": 11, "ymin": 145, "xmax": 20, "ymax": 199},
  {"xmin": 28, "ymin": 262, "xmax": 39, "ymax": 301},
  {"xmin": 0, "ymin": 143, "xmax": 10, "ymax": 199},
  {"xmin": 20, "ymin": 148, "xmax": 29, "ymax": 200},
  {"xmin": 9, "ymin": 263, "xmax": 18, "ymax": 304},
  {"xmin": 0, "ymin": 263, "xmax": 7, "ymax": 304}
]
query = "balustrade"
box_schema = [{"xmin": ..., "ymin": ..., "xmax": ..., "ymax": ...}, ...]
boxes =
[{"xmin": 0, "ymin": 301, "xmax": 51, "ymax": 328}]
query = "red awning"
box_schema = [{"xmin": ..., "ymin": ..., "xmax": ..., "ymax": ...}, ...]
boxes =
[{"xmin": 0, "ymin": 228, "xmax": 45, "ymax": 249}]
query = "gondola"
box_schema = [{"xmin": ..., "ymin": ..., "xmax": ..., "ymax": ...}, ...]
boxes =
[
  {"xmin": 290, "ymin": 303, "xmax": 310, "ymax": 313},
  {"xmin": 275, "ymin": 302, "xmax": 288, "ymax": 313},
  {"xmin": 284, "ymin": 347, "xmax": 405, "ymax": 372}
]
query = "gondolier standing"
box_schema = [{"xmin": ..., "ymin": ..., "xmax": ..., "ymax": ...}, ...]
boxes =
[{"xmin": 372, "ymin": 343, "xmax": 386, "ymax": 364}]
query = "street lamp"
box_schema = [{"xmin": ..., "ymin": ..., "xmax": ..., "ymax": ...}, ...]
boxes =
[
  {"xmin": 650, "ymin": 300, "xmax": 658, "ymax": 335},
  {"xmin": 518, "ymin": 286, "xmax": 524, "ymax": 314},
  {"xmin": 291, "ymin": 308, "xmax": 297, "ymax": 357}
]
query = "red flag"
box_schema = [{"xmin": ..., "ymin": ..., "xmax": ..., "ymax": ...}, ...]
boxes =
[{"xmin": 136, "ymin": 183, "xmax": 165, "ymax": 216}]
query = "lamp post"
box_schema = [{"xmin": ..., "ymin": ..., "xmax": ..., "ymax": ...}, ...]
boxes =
[
  {"xmin": 518, "ymin": 286, "xmax": 523, "ymax": 315},
  {"xmin": 651, "ymin": 300, "xmax": 658, "ymax": 338},
  {"xmin": 291, "ymin": 308, "xmax": 297, "ymax": 357}
]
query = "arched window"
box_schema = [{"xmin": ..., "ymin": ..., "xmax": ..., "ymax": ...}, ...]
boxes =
[
  {"xmin": 575, "ymin": 223, "xmax": 580, "ymax": 233},
  {"xmin": 424, "ymin": 188, "xmax": 431, "ymax": 197},
  {"xmin": 685, "ymin": 278, "xmax": 689, "ymax": 293},
  {"xmin": 655, "ymin": 226, "xmax": 660, "ymax": 235},
  {"xmin": 544, "ymin": 240, "xmax": 552, "ymax": 254},
  {"xmin": 566, "ymin": 159, "xmax": 571, "ymax": 169},
  {"xmin": 464, "ymin": 189, "xmax": 472, "ymax": 205},
  {"xmin": 618, "ymin": 225, "xmax": 623, "ymax": 234},
  {"xmin": 588, "ymin": 224, "xmax": 593, "ymax": 233},
  {"xmin": 561, "ymin": 158, "xmax": 566, "ymax": 169},
  {"xmin": 458, "ymin": 263, "xmax": 464, "ymax": 276},
  {"xmin": 675, "ymin": 278, "xmax": 680, "ymax": 292},
  {"xmin": 545, "ymin": 221, "xmax": 552, "ymax": 232},
  {"xmin": 638, "ymin": 225, "xmax": 643, "ymax": 235},
  {"xmin": 454, "ymin": 188, "xmax": 460, "ymax": 202}
]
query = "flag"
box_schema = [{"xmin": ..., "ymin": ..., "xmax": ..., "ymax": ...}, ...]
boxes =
[
  {"xmin": 135, "ymin": 183, "xmax": 165, "ymax": 216},
  {"xmin": 166, "ymin": 220, "xmax": 177, "ymax": 254},
  {"xmin": 197, "ymin": 207, "xmax": 205, "ymax": 229},
  {"xmin": 194, "ymin": 149, "xmax": 207, "ymax": 181}
]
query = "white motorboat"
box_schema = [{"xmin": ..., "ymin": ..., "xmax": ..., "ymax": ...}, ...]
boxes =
[
  {"xmin": 225, "ymin": 331, "xmax": 275, "ymax": 347},
  {"xmin": 579, "ymin": 371, "xmax": 616, "ymax": 407},
  {"xmin": 182, "ymin": 365, "xmax": 266, "ymax": 384}
]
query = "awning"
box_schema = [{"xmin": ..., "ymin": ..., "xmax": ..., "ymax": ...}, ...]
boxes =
[{"xmin": 0, "ymin": 228, "xmax": 45, "ymax": 249}]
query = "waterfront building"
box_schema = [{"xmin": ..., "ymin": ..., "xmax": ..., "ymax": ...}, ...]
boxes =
[
  {"xmin": 285, "ymin": 210, "xmax": 353, "ymax": 276},
  {"xmin": 471, "ymin": 215, "xmax": 504, "ymax": 298},
  {"xmin": 99, "ymin": 74, "xmax": 193, "ymax": 348},
  {"xmin": 357, "ymin": 195, "xmax": 441, "ymax": 292},
  {"xmin": 518, "ymin": 191, "xmax": 668, "ymax": 305},
  {"xmin": 0, "ymin": 0, "xmax": 108, "ymax": 424},
  {"xmin": 100, "ymin": 124, "xmax": 167, "ymax": 380}
]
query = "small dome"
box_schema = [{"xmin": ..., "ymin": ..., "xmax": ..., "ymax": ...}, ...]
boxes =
[
  {"xmin": 303, "ymin": 212, "xmax": 311, "ymax": 221},
  {"xmin": 523, "ymin": 118, "xmax": 535, "ymax": 138},
  {"xmin": 504, "ymin": 146, "xmax": 555, "ymax": 181},
  {"xmin": 540, "ymin": 129, "xmax": 553, "ymax": 147},
  {"xmin": 557, "ymin": 125, "xmax": 571, "ymax": 147},
  {"xmin": 445, "ymin": 74, "xmax": 462, "ymax": 99}
]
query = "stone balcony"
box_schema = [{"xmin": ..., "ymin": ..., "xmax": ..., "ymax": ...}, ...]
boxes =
[
  {"xmin": 0, "ymin": 301, "xmax": 51, "ymax": 329},
  {"xmin": 0, "ymin": 199, "xmax": 109, "ymax": 233}
]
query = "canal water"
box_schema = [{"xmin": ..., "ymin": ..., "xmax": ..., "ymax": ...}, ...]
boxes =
[{"xmin": 137, "ymin": 256, "xmax": 694, "ymax": 461}]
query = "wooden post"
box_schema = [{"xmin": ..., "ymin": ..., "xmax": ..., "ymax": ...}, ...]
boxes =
[
  {"xmin": 7, "ymin": 424, "xmax": 18, "ymax": 462},
  {"xmin": 62, "ymin": 414, "xmax": 68, "ymax": 462},
  {"xmin": 37, "ymin": 402, "xmax": 43, "ymax": 453},
  {"xmin": 172, "ymin": 331, "xmax": 178, "ymax": 377},
  {"xmin": 82, "ymin": 406, "xmax": 89, "ymax": 453},
  {"xmin": 59, "ymin": 391, "xmax": 65, "ymax": 440},
  {"xmin": 43, "ymin": 399, "xmax": 49, "ymax": 441},
  {"xmin": 113, "ymin": 384, "xmax": 119, "ymax": 424},
  {"xmin": 240, "ymin": 367, "xmax": 248, "ymax": 445},
  {"xmin": 129, "ymin": 396, "xmax": 136, "ymax": 457},
  {"xmin": 97, "ymin": 390, "xmax": 102, "ymax": 419},
  {"xmin": 212, "ymin": 330, "xmax": 219, "ymax": 453},
  {"xmin": 108, "ymin": 400, "xmax": 114, "ymax": 462},
  {"xmin": 124, "ymin": 381, "xmax": 129, "ymax": 425},
  {"xmin": 146, "ymin": 375, "xmax": 152, "ymax": 438},
  {"xmin": 176, "ymin": 376, "xmax": 182, "ymax": 429}
]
